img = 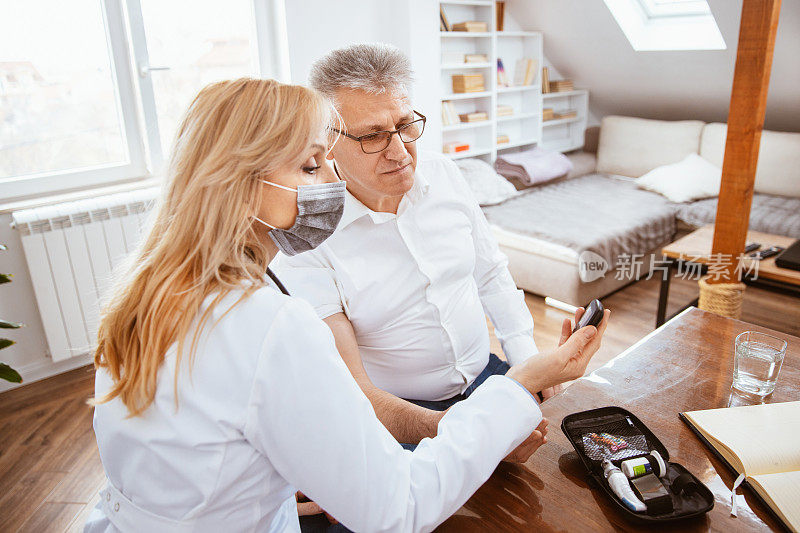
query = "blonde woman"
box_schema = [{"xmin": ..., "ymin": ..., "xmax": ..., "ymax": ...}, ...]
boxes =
[{"xmin": 85, "ymin": 78, "xmax": 609, "ymax": 532}]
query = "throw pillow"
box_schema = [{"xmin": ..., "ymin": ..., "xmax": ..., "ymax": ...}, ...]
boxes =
[{"xmin": 637, "ymin": 153, "xmax": 721, "ymax": 203}]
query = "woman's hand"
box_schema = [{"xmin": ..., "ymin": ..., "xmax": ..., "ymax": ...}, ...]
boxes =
[{"xmin": 508, "ymin": 309, "xmax": 610, "ymax": 396}]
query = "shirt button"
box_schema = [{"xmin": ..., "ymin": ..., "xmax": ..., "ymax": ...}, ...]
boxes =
[{"xmin": 114, "ymin": 502, "xmax": 120, "ymax": 512}]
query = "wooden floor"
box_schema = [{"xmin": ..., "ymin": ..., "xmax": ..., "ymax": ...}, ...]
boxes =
[{"xmin": 1, "ymin": 275, "xmax": 797, "ymax": 532}]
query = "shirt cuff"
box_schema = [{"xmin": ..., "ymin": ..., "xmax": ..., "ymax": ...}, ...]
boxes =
[
  {"xmin": 314, "ymin": 303, "xmax": 345, "ymax": 320},
  {"xmin": 502, "ymin": 335, "xmax": 539, "ymax": 366},
  {"xmin": 501, "ymin": 375, "xmax": 540, "ymax": 405}
]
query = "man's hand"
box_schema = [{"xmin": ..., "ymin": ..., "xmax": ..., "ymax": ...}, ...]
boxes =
[
  {"xmin": 296, "ymin": 491, "xmax": 338, "ymax": 524},
  {"xmin": 504, "ymin": 418, "xmax": 548, "ymax": 463},
  {"xmin": 539, "ymin": 306, "xmax": 585, "ymax": 401},
  {"xmin": 507, "ymin": 308, "xmax": 610, "ymax": 395}
]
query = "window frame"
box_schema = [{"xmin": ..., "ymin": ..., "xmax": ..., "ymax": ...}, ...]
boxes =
[
  {"xmin": 637, "ymin": 0, "xmax": 711, "ymax": 19},
  {"xmin": 604, "ymin": 0, "xmax": 726, "ymax": 52},
  {"xmin": 0, "ymin": 0, "xmax": 290, "ymax": 205}
]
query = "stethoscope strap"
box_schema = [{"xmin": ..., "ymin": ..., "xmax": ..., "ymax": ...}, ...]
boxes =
[{"xmin": 266, "ymin": 267, "xmax": 290, "ymax": 295}]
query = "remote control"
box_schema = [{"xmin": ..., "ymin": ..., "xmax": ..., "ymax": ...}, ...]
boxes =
[{"xmin": 749, "ymin": 246, "xmax": 784, "ymax": 260}]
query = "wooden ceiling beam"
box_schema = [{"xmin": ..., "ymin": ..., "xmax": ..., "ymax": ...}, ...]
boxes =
[{"xmin": 710, "ymin": 0, "xmax": 782, "ymax": 284}]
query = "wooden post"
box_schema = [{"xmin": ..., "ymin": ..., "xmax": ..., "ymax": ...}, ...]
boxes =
[{"xmin": 709, "ymin": 0, "xmax": 781, "ymax": 284}]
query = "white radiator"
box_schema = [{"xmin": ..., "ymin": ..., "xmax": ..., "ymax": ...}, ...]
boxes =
[{"xmin": 11, "ymin": 188, "xmax": 159, "ymax": 361}]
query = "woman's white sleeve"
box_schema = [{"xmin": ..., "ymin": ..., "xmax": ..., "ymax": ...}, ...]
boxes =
[{"xmin": 244, "ymin": 299, "xmax": 542, "ymax": 533}]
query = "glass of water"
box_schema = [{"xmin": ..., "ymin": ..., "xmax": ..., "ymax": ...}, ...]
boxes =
[{"xmin": 733, "ymin": 331, "xmax": 788, "ymax": 396}]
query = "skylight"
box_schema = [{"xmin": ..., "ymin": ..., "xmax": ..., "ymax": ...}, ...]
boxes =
[{"xmin": 604, "ymin": 0, "xmax": 726, "ymax": 51}]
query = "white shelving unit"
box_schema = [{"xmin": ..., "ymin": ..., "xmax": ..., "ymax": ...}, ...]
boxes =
[
  {"xmin": 437, "ymin": 1, "xmax": 588, "ymax": 162},
  {"xmin": 540, "ymin": 89, "xmax": 589, "ymax": 153}
]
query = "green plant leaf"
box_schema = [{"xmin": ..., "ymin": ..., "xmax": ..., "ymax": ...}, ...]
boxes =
[
  {"xmin": 0, "ymin": 339, "xmax": 14, "ymax": 350},
  {"xmin": 0, "ymin": 320, "xmax": 23, "ymax": 329},
  {"xmin": 0, "ymin": 274, "xmax": 11, "ymax": 285},
  {"xmin": 0, "ymin": 363, "xmax": 22, "ymax": 383}
]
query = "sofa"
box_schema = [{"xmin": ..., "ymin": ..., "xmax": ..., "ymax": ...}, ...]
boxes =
[{"xmin": 480, "ymin": 116, "xmax": 800, "ymax": 306}]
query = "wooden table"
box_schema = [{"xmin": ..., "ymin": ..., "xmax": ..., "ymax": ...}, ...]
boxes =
[
  {"xmin": 656, "ymin": 225, "xmax": 800, "ymax": 327},
  {"xmin": 437, "ymin": 307, "xmax": 800, "ymax": 532}
]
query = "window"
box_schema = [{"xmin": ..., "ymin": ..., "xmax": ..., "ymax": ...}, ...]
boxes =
[
  {"xmin": 638, "ymin": 0, "xmax": 711, "ymax": 18},
  {"xmin": 0, "ymin": 0, "xmax": 289, "ymax": 204},
  {"xmin": 604, "ymin": 0, "xmax": 726, "ymax": 52}
]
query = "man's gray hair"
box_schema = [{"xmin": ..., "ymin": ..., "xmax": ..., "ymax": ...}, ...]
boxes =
[{"xmin": 309, "ymin": 43, "xmax": 414, "ymax": 103}]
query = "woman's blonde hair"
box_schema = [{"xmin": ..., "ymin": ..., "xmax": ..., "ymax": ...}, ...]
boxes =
[{"xmin": 93, "ymin": 78, "xmax": 335, "ymax": 416}]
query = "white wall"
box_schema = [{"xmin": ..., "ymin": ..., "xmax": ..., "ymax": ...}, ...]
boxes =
[
  {"xmin": 507, "ymin": 0, "xmax": 800, "ymax": 132},
  {"xmin": 284, "ymin": 0, "xmax": 440, "ymax": 152}
]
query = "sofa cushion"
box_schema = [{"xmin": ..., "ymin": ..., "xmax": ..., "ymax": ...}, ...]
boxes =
[
  {"xmin": 637, "ymin": 153, "xmax": 721, "ymax": 203},
  {"xmin": 699, "ymin": 123, "xmax": 800, "ymax": 198},
  {"xmin": 675, "ymin": 193, "xmax": 800, "ymax": 238},
  {"xmin": 597, "ymin": 116, "xmax": 705, "ymax": 178},
  {"xmin": 455, "ymin": 158, "xmax": 519, "ymax": 206}
]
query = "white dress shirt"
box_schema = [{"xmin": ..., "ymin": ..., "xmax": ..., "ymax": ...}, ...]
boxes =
[
  {"xmin": 273, "ymin": 151, "xmax": 538, "ymax": 401},
  {"xmin": 85, "ymin": 282, "xmax": 542, "ymax": 533}
]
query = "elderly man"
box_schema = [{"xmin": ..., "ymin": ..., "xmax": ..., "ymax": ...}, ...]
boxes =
[{"xmin": 274, "ymin": 43, "xmax": 574, "ymax": 456}]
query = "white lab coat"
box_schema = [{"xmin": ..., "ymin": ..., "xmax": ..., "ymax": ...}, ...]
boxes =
[{"xmin": 85, "ymin": 281, "xmax": 541, "ymax": 532}]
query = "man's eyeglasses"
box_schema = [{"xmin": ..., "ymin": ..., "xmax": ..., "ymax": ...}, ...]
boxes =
[{"xmin": 332, "ymin": 110, "xmax": 426, "ymax": 154}]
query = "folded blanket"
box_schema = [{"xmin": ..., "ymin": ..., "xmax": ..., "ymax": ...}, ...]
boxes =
[{"xmin": 495, "ymin": 147, "xmax": 574, "ymax": 186}]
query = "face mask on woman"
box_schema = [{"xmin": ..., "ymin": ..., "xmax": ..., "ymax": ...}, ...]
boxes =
[{"xmin": 253, "ymin": 179, "xmax": 347, "ymax": 256}]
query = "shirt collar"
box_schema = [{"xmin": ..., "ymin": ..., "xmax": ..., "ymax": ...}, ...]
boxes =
[{"xmin": 337, "ymin": 163, "xmax": 431, "ymax": 229}]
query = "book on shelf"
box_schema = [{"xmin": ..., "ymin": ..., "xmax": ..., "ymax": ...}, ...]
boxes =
[
  {"xmin": 452, "ymin": 21, "xmax": 488, "ymax": 32},
  {"xmin": 512, "ymin": 59, "xmax": 538, "ymax": 86},
  {"xmin": 443, "ymin": 141, "xmax": 470, "ymax": 154},
  {"xmin": 441, "ymin": 101, "xmax": 460, "ymax": 126},
  {"xmin": 549, "ymin": 79, "xmax": 574, "ymax": 92},
  {"xmin": 459, "ymin": 111, "xmax": 488, "ymax": 123},
  {"xmin": 497, "ymin": 104, "xmax": 514, "ymax": 117},
  {"xmin": 497, "ymin": 134, "xmax": 510, "ymax": 145},
  {"xmin": 497, "ymin": 59, "xmax": 509, "ymax": 87},
  {"xmin": 439, "ymin": 6, "xmax": 450, "ymax": 31},
  {"xmin": 680, "ymin": 401, "xmax": 800, "ymax": 533},
  {"xmin": 465, "ymin": 53, "xmax": 488, "ymax": 64},
  {"xmin": 495, "ymin": 1, "xmax": 505, "ymax": 31},
  {"xmin": 541, "ymin": 66, "xmax": 550, "ymax": 93},
  {"xmin": 452, "ymin": 73, "xmax": 485, "ymax": 93},
  {"xmin": 544, "ymin": 109, "xmax": 577, "ymax": 122}
]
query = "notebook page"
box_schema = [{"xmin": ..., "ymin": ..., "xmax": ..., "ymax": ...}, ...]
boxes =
[
  {"xmin": 749, "ymin": 471, "xmax": 800, "ymax": 533},
  {"xmin": 684, "ymin": 401, "xmax": 800, "ymax": 476}
]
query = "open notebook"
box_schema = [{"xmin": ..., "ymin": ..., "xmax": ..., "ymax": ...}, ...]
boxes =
[{"xmin": 681, "ymin": 401, "xmax": 800, "ymax": 533}]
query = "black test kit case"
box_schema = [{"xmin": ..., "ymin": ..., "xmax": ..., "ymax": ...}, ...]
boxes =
[{"xmin": 561, "ymin": 406, "xmax": 714, "ymax": 523}]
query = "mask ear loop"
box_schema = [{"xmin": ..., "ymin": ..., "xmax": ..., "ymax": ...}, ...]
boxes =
[
  {"xmin": 259, "ymin": 180, "xmax": 298, "ymax": 192},
  {"xmin": 252, "ymin": 215, "xmax": 277, "ymax": 230},
  {"xmin": 253, "ymin": 178, "xmax": 298, "ymax": 230}
]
